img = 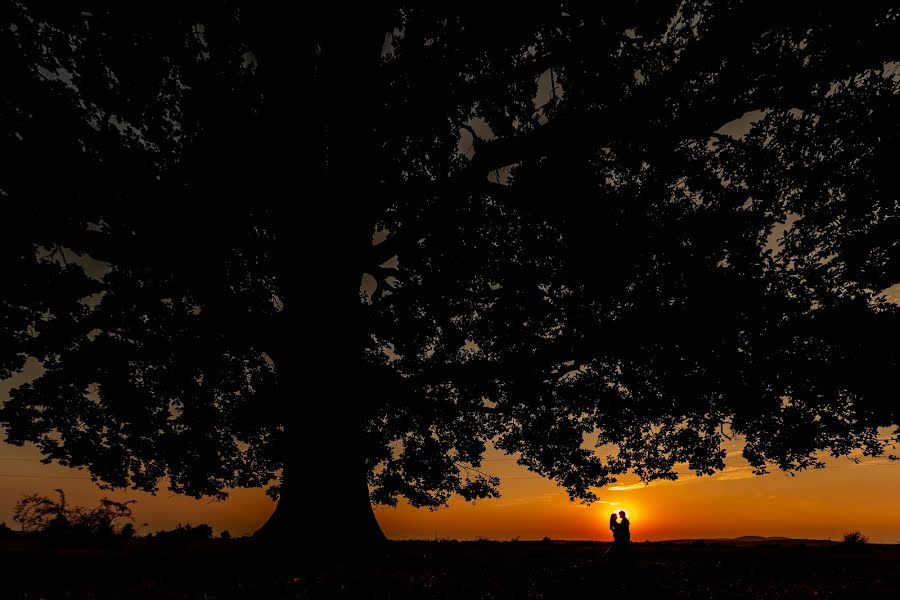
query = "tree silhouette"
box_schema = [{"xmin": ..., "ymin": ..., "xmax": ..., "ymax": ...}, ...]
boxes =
[
  {"xmin": 841, "ymin": 530, "xmax": 869, "ymax": 546},
  {"xmin": 2, "ymin": 2, "xmax": 898, "ymax": 545},
  {"xmin": 13, "ymin": 489, "xmax": 135, "ymax": 538}
]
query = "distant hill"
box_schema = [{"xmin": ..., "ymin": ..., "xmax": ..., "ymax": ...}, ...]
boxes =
[{"xmin": 662, "ymin": 536, "xmax": 839, "ymax": 546}]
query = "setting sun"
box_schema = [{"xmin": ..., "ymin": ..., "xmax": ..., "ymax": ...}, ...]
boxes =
[{"xmin": 600, "ymin": 505, "xmax": 635, "ymax": 521}]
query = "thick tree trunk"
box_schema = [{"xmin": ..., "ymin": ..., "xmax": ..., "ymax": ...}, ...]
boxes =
[
  {"xmin": 253, "ymin": 415, "xmax": 386, "ymax": 547},
  {"xmin": 253, "ymin": 273, "xmax": 388, "ymax": 547},
  {"xmin": 248, "ymin": 5, "xmax": 393, "ymax": 548},
  {"xmin": 254, "ymin": 277, "xmax": 388, "ymax": 547}
]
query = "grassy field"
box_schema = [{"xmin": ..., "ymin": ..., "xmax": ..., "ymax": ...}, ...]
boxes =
[{"xmin": 1, "ymin": 538, "xmax": 898, "ymax": 599}]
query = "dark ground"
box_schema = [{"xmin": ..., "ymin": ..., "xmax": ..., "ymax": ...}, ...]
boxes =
[{"xmin": 1, "ymin": 538, "xmax": 898, "ymax": 599}]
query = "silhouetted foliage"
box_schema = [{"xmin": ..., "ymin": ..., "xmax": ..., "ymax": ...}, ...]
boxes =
[
  {"xmin": 153, "ymin": 523, "xmax": 214, "ymax": 543},
  {"xmin": 842, "ymin": 530, "xmax": 869, "ymax": 546},
  {"xmin": 2, "ymin": 2, "xmax": 899, "ymax": 543},
  {"xmin": 12, "ymin": 489, "xmax": 135, "ymax": 538},
  {"xmin": 119, "ymin": 522, "xmax": 136, "ymax": 539}
]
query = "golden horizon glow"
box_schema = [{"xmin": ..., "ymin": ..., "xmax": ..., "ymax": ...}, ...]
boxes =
[
  {"xmin": 2, "ymin": 434, "xmax": 900, "ymax": 542},
  {"xmin": 2, "ymin": 440, "xmax": 900, "ymax": 542},
  {"xmin": 372, "ymin": 441, "xmax": 900, "ymax": 543}
]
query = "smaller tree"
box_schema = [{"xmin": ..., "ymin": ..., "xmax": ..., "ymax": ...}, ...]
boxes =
[
  {"xmin": 842, "ymin": 531, "xmax": 869, "ymax": 546},
  {"xmin": 12, "ymin": 489, "xmax": 135, "ymax": 539},
  {"xmin": 13, "ymin": 489, "xmax": 71, "ymax": 535}
]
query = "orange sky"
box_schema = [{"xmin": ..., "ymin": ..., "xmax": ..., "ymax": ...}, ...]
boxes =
[
  {"xmin": 2, "ymin": 437, "xmax": 899, "ymax": 543},
  {"xmin": 3, "ymin": 252, "xmax": 899, "ymax": 542},
  {"xmin": 375, "ymin": 444, "xmax": 900, "ymax": 543},
  {"xmin": 4, "ymin": 112, "xmax": 899, "ymax": 544}
]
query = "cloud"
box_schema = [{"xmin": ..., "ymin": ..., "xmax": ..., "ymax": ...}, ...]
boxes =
[
  {"xmin": 712, "ymin": 467, "xmax": 756, "ymax": 481},
  {"xmin": 492, "ymin": 497, "xmax": 531, "ymax": 508},
  {"xmin": 492, "ymin": 492, "xmax": 560, "ymax": 507},
  {"xmin": 607, "ymin": 483, "xmax": 650, "ymax": 492},
  {"xmin": 604, "ymin": 466, "xmax": 757, "ymax": 491}
]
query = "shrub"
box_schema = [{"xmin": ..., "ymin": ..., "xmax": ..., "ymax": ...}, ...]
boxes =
[
  {"xmin": 119, "ymin": 523, "xmax": 137, "ymax": 539},
  {"xmin": 154, "ymin": 523, "xmax": 214, "ymax": 542},
  {"xmin": 12, "ymin": 489, "xmax": 135, "ymax": 539},
  {"xmin": 842, "ymin": 531, "xmax": 869, "ymax": 546}
]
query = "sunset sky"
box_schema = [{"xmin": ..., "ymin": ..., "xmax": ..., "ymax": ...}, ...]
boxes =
[
  {"xmin": 3, "ymin": 115, "xmax": 899, "ymax": 545},
  {"xmin": 2, "ymin": 416, "xmax": 899, "ymax": 542},
  {"xmin": 3, "ymin": 220, "xmax": 900, "ymax": 542},
  {"xmin": 4, "ymin": 204, "xmax": 899, "ymax": 544}
]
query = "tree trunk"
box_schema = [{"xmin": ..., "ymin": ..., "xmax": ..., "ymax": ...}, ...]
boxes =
[
  {"xmin": 253, "ymin": 412, "xmax": 386, "ymax": 547},
  {"xmin": 248, "ymin": 5, "xmax": 392, "ymax": 548},
  {"xmin": 254, "ymin": 271, "xmax": 388, "ymax": 547}
]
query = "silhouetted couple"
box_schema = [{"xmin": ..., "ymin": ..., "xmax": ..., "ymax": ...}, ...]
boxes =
[{"xmin": 609, "ymin": 510, "xmax": 630, "ymax": 554}]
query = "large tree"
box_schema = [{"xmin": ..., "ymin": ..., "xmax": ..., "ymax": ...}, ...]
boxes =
[{"xmin": 2, "ymin": 1, "xmax": 899, "ymax": 546}]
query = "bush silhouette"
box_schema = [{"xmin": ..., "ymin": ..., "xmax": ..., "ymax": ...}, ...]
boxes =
[
  {"xmin": 12, "ymin": 489, "xmax": 135, "ymax": 539},
  {"xmin": 119, "ymin": 523, "xmax": 137, "ymax": 539},
  {"xmin": 153, "ymin": 523, "xmax": 214, "ymax": 542},
  {"xmin": 842, "ymin": 531, "xmax": 869, "ymax": 546}
]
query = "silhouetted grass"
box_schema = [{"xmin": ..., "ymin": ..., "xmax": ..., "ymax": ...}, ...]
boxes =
[{"xmin": 1, "ymin": 538, "xmax": 898, "ymax": 599}]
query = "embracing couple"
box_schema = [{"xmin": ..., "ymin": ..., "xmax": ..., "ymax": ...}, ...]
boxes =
[{"xmin": 609, "ymin": 510, "xmax": 631, "ymax": 552}]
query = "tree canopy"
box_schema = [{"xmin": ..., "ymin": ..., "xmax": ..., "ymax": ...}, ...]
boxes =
[{"xmin": 2, "ymin": 1, "xmax": 899, "ymax": 535}]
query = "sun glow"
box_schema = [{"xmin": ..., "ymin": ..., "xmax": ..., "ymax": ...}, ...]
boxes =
[
  {"xmin": 601, "ymin": 504, "xmax": 636, "ymax": 522},
  {"xmin": 598, "ymin": 503, "xmax": 640, "ymax": 535}
]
